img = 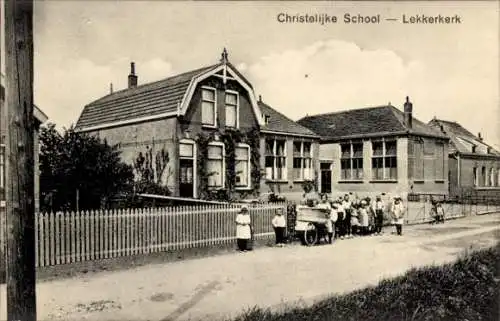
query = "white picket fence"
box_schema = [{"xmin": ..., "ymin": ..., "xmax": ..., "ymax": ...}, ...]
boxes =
[{"xmin": 34, "ymin": 203, "xmax": 286, "ymax": 268}]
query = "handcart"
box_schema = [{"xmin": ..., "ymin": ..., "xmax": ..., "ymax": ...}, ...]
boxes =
[{"xmin": 294, "ymin": 205, "xmax": 331, "ymax": 246}]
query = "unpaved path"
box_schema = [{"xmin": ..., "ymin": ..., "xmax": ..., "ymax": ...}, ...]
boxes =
[{"xmin": 0, "ymin": 213, "xmax": 498, "ymax": 321}]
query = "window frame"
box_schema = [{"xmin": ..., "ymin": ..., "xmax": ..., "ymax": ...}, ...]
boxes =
[
  {"xmin": 224, "ymin": 90, "xmax": 239, "ymax": 129},
  {"xmin": 206, "ymin": 141, "xmax": 225, "ymax": 189},
  {"xmin": 340, "ymin": 141, "xmax": 364, "ymax": 181},
  {"xmin": 235, "ymin": 143, "xmax": 251, "ymax": 189},
  {"xmin": 293, "ymin": 141, "xmax": 313, "ymax": 181},
  {"xmin": 371, "ymin": 139, "xmax": 398, "ymax": 181},
  {"xmin": 265, "ymin": 138, "xmax": 287, "ymax": 181},
  {"xmin": 434, "ymin": 142, "xmax": 446, "ymax": 181},
  {"xmin": 201, "ymin": 86, "xmax": 217, "ymax": 128}
]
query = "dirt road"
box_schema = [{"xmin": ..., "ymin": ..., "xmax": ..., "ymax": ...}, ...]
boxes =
[{"xmin": 1, "ymin": 213, "xmax": 498, "ymax": 321}]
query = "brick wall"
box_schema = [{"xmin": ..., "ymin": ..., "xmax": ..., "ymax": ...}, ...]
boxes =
[
  {"xmin": 91, "ymin": 117, "xmax": 178, "ymax": 193},
  {"xmin": 182, "ymin": 76, "xmax": 259, "ymax": 137},
  {"xmin": 454, "ymin": 156, "xmax": 500, "ymax": 198},
  {"xmin": 318, "ymin": 136, "xmax": 448, "ymax": 200}
]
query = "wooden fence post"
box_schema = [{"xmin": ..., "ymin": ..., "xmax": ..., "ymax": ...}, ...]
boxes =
[{"xmin": 4, "ymin": 0, "xmax": 37, "ymax": 319}]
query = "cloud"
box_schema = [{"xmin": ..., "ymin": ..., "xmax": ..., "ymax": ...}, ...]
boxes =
[
  {"xmin": 243, "ymin": 39, "xmax": 498, "ymax": 147},
  {"xmin": 245, "ymin": 39, "xmax": 426, "ymax": 119},
  {"xmin": 34, "ymin": 57, "xmax": 173, "ymax": 129}
]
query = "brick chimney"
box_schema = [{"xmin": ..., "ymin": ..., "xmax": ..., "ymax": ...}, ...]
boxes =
[
  {"xmin": 478, "ymin": 132, "xmax": 483, "ymax": 141},
  {"xmin": 128, "ymin": 62, "xmax": 138, "ymax": 88},
  {"xmin": 403, "ymin": 96, "xmax": 413, "ymax": 129}
]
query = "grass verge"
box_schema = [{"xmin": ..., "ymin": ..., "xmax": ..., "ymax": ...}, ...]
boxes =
[{"xmin": 231, "ymin": 242, "xmax": 500, "ymax": 321}]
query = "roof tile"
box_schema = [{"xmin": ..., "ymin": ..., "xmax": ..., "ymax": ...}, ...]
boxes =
[
  {"xmin": 258, "ymin": 101, "xmax": 318, "ymax": 137},
  {"xmin": 297, "ymin": 105, "xmax": 446, "ymax": 140},
  {"xmin": 75, "ymin": 64, "xmax": 219, "ymax": 129}
]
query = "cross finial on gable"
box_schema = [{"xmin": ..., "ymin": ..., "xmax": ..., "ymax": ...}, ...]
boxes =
[{"xmin": 220, "ymin": 47, "xmax": 229, "ymax": 63}]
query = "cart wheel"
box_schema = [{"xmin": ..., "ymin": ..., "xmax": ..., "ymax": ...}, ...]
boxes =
[{"xmin": 302, "ymin": 223, "xmax": 318, "ymax": 246}]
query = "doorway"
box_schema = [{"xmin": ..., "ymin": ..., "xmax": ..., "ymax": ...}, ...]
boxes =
[{"xmin": 320, "ymin": 162, "xmax": 332, "ymax": 194}]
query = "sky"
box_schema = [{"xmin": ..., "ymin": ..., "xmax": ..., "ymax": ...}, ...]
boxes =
[{"xmin": 1, "ymin": 1, "xmax": 499, "ymax": 147}]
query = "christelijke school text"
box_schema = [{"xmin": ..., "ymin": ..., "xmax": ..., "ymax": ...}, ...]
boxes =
[{"xmin": 276, "ymin": 13, "xmax": 462, "ymax": 25}]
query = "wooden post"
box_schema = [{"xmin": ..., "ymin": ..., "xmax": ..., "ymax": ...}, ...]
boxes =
[{"xmin": 4, "ymin": 0, "xmax": 37, "ymax": 320}]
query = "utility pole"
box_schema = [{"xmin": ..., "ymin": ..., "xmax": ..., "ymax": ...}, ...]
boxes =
[{"xmin": 4, "ymin": 0, "xmax": 37, "ymax": 320}]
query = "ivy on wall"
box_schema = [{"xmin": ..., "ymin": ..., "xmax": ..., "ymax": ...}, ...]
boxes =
[{"xmin": 196, "ymin": 127, "xmax": 261, "ymax": 201}]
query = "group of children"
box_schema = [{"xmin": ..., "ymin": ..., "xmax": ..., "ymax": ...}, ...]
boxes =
[
  {"xmin": 236, "ymin": 192, "xmax": 435, "ymax": 251},
  {"xmin": 315, "ymin": 193, "xmax": 406, "ymax": 241}
]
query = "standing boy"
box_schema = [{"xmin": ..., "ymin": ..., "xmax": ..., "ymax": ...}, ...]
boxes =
[
  {"xmin": 342, "ymin": 194, "xmax": 353, "ymax": 238},
  {"xmin": 272, "ymin": 208, "xmax": 287, "ymax": 246},
  {"xmin": 336, "ymin": 200, "xmax": 345, "ymax": 239},
  {"xmin": 374, "ymin": 195, "xmax": 385, "ymax": 235}
]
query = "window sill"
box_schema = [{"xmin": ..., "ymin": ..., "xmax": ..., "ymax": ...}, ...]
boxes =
[
  {"xmin": 369, "ymin": 180, "xmax": 398, "ymax": 184},
  {"xmin": 474, "ymin": 186, "xmax": 500, "ymax": 190},
  {"xmin": 435, "ymin": 180, "xmax": 445, "ymax": 183},
  {"xmin": 235, "ymin": 186, "xmax": 253, "ymax": 191},
  {"xmin": 338, "ymin": 180, "xmax": 364, "ymax": 184},
  {"xmin": 202, "ymin": 124, "xmax": 217, "ymax": 129},
  {"xmin": 293, "ymin": 179, "xmax": 314, "ymax": 183},
  {"xmin": 412, "ymin": 180, "xmax": 425, "ymax": 184},
  {"xmin": 207, "ymin": 186, "xmax": 224, "ymax": 190},
  {"xmin": 265, "ymin": 180, "xmax": 288, "ymax": 183}
]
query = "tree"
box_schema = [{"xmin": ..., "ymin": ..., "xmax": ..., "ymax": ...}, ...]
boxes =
[{"xmin": 39, "ymin": 123, "xmax": 134, "ymax": 211}]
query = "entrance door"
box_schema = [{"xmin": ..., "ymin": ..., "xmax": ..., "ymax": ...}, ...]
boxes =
[
  {"xmin": 320, "ymin": 162, "xmax": 332, "ymax": 194},
  {"xmin": 179, "ymin": 158, "xmax": 194, "ymax": 198}
]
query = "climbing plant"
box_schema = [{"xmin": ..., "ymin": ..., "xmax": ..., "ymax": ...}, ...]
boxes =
[
  {"xmin": 196, "ymin": 128, "xmax": 260, "ymax": 201},
  {"xmin": 133, "ymin": 146, "xmax": 171, "ymax": 196}
]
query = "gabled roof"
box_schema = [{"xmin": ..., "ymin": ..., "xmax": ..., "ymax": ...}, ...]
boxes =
[
  {"xmin": 75, "ymin": 64, "xmax": 220, "ymax": 130},
  {"xmin": 75, "ymin": 59, "xmax": 262, "ymax": 132},
  {"xmin": 297, "ymin": 105, "xmax": 446, "ymax": 141},
  {"xmin": 258, "ymin": 101, "xmax": 318, "ymax": 137},
  {"xmin": 428, "ymin": 118, "xmax": 500, "ymax": 156}
]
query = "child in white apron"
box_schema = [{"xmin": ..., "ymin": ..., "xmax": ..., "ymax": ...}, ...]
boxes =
[{"xmin": 235, "ymin": 206, "xmax": 252, "ymax": 251}]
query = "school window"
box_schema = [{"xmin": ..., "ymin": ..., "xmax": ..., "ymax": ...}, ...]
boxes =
[
  {"xmin": 235, "ymin": 144, "xmax": 250, "ymax": 188},
  {"xmin": 372, "ymin": 140, "xmax": 397, "ymax": 180},
  {"xmin": 201, "ymin": 87, "xmax": 216, "ymax": 126},
  {"xmin": 473, "ymin": 167, "xmax": 478, "ymax": 187},
  {"xmin": 225, "ymin": 91, "xmax": 238, "ymax": 128},
  {"xmin": 489, "ymin": 168, "xmax": 495, "ymax": 187},
  {"xmin": 292, "ymin": 141, "xmax": 313, "ymax": 180},
  {"xmin": 206, "ymin": 143, "xmax": 224, "ymax": 188},
  {"xmin": 497, "ymin": 168, "xmax": 500, "ymax": 187},
  {"xmin": 0, "ymin": 144, "xmax": 4, "ymax": 202},
  {"xmin": 340, "ymin": 142, "xmax": 363, "ymax": 180},
  {"xmin": 435, "ymin": 142, "xmax": 445, "ymax": 180},
  {"xmin": 423, "ymin": 139, "xmax": 436, "ymax": 180},
  {"xmin": 481, "ymin": 166, "xmax": 486, "ymax": 187},
  {"xmin": 265, "ymin": 139, "xmax": 287, "ymax": 181},
  {"xmin": 413, "ymin": 138, "xmax": 424, "ymax": 180}
]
